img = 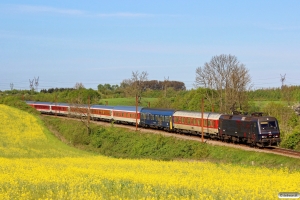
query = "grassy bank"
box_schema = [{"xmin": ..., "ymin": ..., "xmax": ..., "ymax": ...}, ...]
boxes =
[{"xmin": 42, "ymin": 116, "xmax": 300, "ymax": 171}]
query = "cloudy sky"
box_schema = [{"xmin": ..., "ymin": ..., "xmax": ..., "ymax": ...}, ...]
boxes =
[{"xmin": 1, "ymin": 0, "xmax": 299, "ymax": 91}]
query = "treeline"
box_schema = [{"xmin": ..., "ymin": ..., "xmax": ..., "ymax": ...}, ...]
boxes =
[
  {"xmin": 40, "ymin": 88, "xmax": 75, "ymax": 93},
  {"xmin": 97, "ymin": 80, "xmax": 186, "ymax": 98},
  {"xmin": 247, "ymin": 86, "xmax": 300, "ymax": 103},
  {"xmin": 140, "ymin": 80, "xmax": 186, "ymax": 91}
]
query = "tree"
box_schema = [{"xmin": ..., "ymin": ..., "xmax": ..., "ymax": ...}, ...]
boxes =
[
  {"xmin": 195, "ymin": 54, "xmax": 251, "ymax": 114},
  {"xmin": 131, "ymin": 70, "xmax": 148, "ymax": 98},
  {"xmin": 74, "ymin": 82, "xmax": 85, "ymax": 90},
  {"xmin": 120, "ymin": 71, "xmax": 148, "ymax": 98}
]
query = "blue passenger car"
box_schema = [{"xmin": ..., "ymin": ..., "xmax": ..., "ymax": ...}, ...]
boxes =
[{"xmin": 140, "ymin": 108, "xmax": 175, "ymax": 131}]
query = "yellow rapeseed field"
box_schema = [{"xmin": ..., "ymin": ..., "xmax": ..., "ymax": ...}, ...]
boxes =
[{"xmin": 0, "ymin": 104, "xmax": 299, "ymax": 199}]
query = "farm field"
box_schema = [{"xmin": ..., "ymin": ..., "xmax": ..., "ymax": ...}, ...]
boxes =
[{"xmin": 0, "ymin": 104, "xmax": 299, "ymax": 199}]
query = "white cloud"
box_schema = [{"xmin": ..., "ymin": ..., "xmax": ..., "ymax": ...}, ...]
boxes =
[
  {"xmin": 9, "ymin": 4, "xmax": 85, "ymax": 15},
  {"xmin": 4, "ymin": 4, "xmax": 168, "ymax": 18},
  {"xmin": 95, "ymin": 12, "xmax": 155, "ymax": 18}
]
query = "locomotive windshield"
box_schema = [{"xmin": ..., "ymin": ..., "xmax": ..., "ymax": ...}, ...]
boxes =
[{"xmin": 260, "ymin": 121, "xmax": 277, "ymax": 130}]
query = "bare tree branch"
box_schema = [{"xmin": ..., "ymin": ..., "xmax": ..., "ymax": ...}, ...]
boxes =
[{"xmin": 195, "ymin": 54, "xmax": 251, "ymax": 113}]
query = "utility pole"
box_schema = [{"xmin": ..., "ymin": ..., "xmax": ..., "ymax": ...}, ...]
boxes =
[
  {"xmin": 88, "ymin": 96, "xmax": 90, "ymax": 125},
  {"xmin": 201, "ymin": 98, "xmax": 204, "ymax": 143},
  {"xmin": 135, "ymin": 95, "xmax": 138, "ymax": 131},
  {"xmin": 55, "ymin": 94, "xmax": 57, "ymax": 116}
]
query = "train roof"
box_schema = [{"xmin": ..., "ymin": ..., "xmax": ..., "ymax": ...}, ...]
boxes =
[
  {"xmin": 141, "ymin": 108, "xmax": 175, "ymax": 115},
  {"xmin": 90, "ymin": 105, "xmax": 114, "ymax": 110},
  {"xmin": 219, "ymin": 114, "xmax": 278, "ymax": 121},
  {"xmin": 113, "ymin": 106, "xmax": 143, "ymax": 112},
  {"xmin": 25, "ymin": 101, "xmax": 52, "ymax": 105},
  {"xmin": 52, "ymin": 102, "xmax": 70, "ymax": 106},
  {"xmin": 174, "ymin": 110, "xmax": 222, "ymax": 119},
  {"xmin": 26, "ymin": 101, "xmax": 71, "ymax": 106}
]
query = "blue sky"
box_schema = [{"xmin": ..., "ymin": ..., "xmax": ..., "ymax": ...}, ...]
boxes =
[{"xmin": 1, "ymin": 1, "xmax": 299, "ymax": 91}]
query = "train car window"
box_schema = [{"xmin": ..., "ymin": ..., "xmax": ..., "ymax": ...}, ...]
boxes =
[
  {"xmin": 260, "ymin": 121, "xmax": 277, "ymax": 129},
  {"xmin": 260, "ymin": 122, "xmax": 268, "ymax": 129},
  {"xmin": 204, "ymin": 120, "xmax": 207, "ymax": 126},
  {"xmin": 269, "ymin": 121, "xmax": 276, "ymax": 128},
  {"xmin": 159, "ymin": 115, "xmax": 163, "ymax": 121},
  {"xmin": 150, "ymin": 114, "xmax": 154, "ymax": 120}
]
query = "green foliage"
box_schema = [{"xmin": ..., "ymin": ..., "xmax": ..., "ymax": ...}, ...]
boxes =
[
  {"xmin": 90, "ymin": 126, "xmax": 210, "ymax": 160},
  {"xmin": 248, "ymin": 86, "xmax": 300, "ymax": 102},
  {"xmin": 280, "ymin": 131, "xmax": 300, "ymax": 150},
  {"xmin": 262, "ymin": 102, "xmax": 299, "ymax": 138},
  {"xmin": 247, "ymin": 88, "xmax": 281, "ymax": 101}
]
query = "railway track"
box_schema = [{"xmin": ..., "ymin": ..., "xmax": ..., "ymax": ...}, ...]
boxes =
[
  {"xmin": 42, "ymin": 114, "xmax": 300, "ymax": 159},
  {"xmin": 264, "ymin": 147, "xmax": 300, "ymax": 158}
]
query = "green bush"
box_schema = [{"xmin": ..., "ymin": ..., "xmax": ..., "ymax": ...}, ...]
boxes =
[{"xmin": 281, "ymin": 131, "xmax": 300, "ymax": 150}]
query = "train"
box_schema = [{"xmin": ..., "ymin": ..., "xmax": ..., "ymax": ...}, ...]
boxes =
[{"xmin": 26, "ymin": 101, "xmax": 281, "ymax": 147}]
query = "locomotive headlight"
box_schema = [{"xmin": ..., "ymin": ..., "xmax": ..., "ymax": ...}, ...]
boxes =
[{"xmin": 262, "ymin": 136, "xmax": 266, "ymax": 138}]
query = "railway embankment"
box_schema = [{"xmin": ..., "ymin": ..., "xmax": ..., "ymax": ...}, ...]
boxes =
[{"xmin": 42, "ymin": 115, "xmax": 300, "ymax": 171}]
